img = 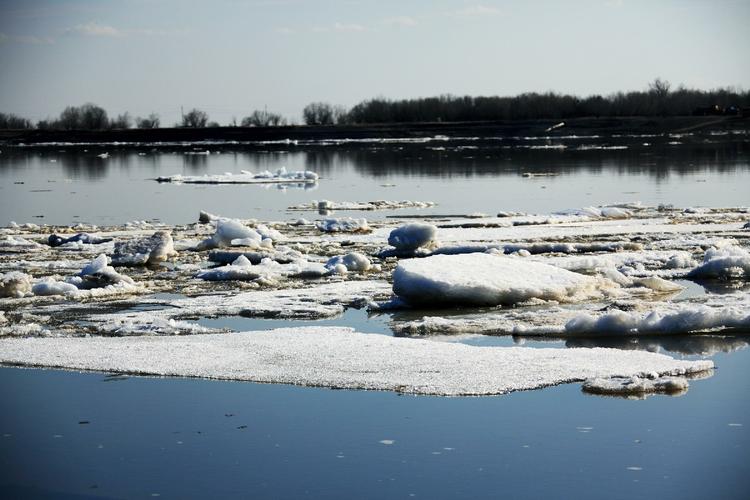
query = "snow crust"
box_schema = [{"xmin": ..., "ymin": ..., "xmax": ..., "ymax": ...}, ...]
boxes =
[
  {"xmin": 393, "ymin": 253, "xmax": 611, "ymax": 306},
  {"xmin": 0, "ymin": 327, "xmax": 712, "ymax": 396}
]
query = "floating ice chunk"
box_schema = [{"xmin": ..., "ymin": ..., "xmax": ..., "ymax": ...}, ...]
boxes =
[
  {"xmin": 582, "ymin": 375, "xmax": 689, "ymax": 397},
  {"xmin": 112, "ymin": 231, "xmax": 177, "ymax": 265},
  {"xmin": 290, "ymin": 200, "xmax": 436, "ymax": 211},
  {"xmin": 393, "ymin": 253, "xmax": 611, "ymax": 307},
  {"xmin": 68, "ymin": 254, "xmax": 136, "ymax": 290},
  {"xmin": 555, "ymin": 206, "xmax": 632, "ymax": 220},
  {"xmin": 665, "ymin": 253, "xmax": 697, "ymax": 269},
  {"xmin": 156, "ymin": 168, "xmax": 318, "ymax": 184},
  {"xmin": 207, "ymin": 247, "xmax": 303, "ymax": 265},
  {"xmin": 631, "ymin": 276, "xmax": 684, "ymax": 293},
  {"xmin": 196, "ymin": 256, "xmax": 328, "ymax": 282},
  {"xmin": 388, "ymin": 223, "xmax": 438, "ymax": 251},
  {"xmin": 687, "ymin": 245, "xmax": 750, "ymax": 280},
  {"xmin": 0, "ymin": 272, "xmax": 32, "ymax": 298},
  {"xmin": 31, "ymin": 278, "xmax": 79, "ymax": 296},
  {"xmin": 197, "ymin": 219, "xmax": 262, "ymax": 250},
  {"xmin": 48, "ymin": 233, "xmax": 112, "ymax": 247},
  {"xmin": 0, "ymin": 327, "xmax": 712, "ymax": 396},
  {"xmin": 325, "ymin": 252, "xmax": 372, "ymax": 274},
  {"xmin": 0, "ymin": 235, "xmax": 41, "ymax": 251},
  {"xmin": 316, "ymin": 217, "xmax": 371, "ymax": 233},
  {"xmin": 100, "ymin": 317, "xmax": 215, "ymax": 336},
  {"xmin": 198, "ymin": 210, "xmax": 219, "ymax": 223},
  {"xmin": 564, "ymin": 305, "xmax": 750, "ymax": 336}
]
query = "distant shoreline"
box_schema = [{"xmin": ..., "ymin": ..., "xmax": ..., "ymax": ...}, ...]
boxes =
[{"xmin": 1, "ymin": 115, "xmax": 748, "ymax": 147}]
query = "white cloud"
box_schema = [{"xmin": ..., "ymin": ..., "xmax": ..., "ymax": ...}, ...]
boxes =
[
  {"xmin": 333, "ymin": 22, "xmax": 366, "ymax": 32},
  {"xmin": 384, "ymin": 16, "xmax": 417, "ymax": 27},
  {"xmin": 67, "ymin": 22, "xmax": 121, "ymax": 37},
  {"xmin": 451, "ymin": 5, "xmax": 503, "ymax": 17}
]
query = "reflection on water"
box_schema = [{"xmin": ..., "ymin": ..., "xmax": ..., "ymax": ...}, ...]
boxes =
[{"xmin": 1, "ymin": 136, "xmax": 749, "ymax": 225}]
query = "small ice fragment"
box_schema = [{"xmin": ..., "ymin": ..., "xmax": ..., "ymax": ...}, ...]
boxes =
[
  {"xmin": 388, "ymin": 223, "xmax": 438, "ymax": 251},
  {"xmin": 379, "ymin": 440, "xmax": 395, "ymax": 445}
]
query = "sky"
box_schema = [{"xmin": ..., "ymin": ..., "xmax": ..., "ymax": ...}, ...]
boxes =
[{"xmin": 1, "ymin": 0, "xmax": 748, "ymax": 125}]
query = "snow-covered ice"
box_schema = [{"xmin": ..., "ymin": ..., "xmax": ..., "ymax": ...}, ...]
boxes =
[
  {"xmin": 387, "ymin": 223, "xmax": 438, "ymax": 251},
  {"xmin": 393, "ymin": 253, "xmax": 612, "ymax": 306},
  {"xmin": 0, "ymin": 327, "xmax": 712, "ymax": 396},
  {"xmin": 113, "ymin": 231, "xmax": 177, "ymax": 265},
  {"xmin": 156, "ymin": 167, "xmax": 318, "ymax": 184},
  {"xmin": 316, "ymin": 217, "xmax": 371, "ymax": 233}
]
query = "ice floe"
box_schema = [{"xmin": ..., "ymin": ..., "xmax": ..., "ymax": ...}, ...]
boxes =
[
  {"xmin": 687, "ymin": 245, "xmax": 750, "ymax": 280},
  {"xmin": 387, "ymin": 223, "xmax": 438, "ymax": 252},
  {"xmin": 156, "ymin": 167, "xmax": 318, "ymax": 184},
  {"xmin": 290, "ymin": 200, "xmax": 435, "ymax": 211},
  {"xmin": 582, "ymin": 374, "xmax": 690, "ymax": 397},
  {"xmin": 316, "ymin": 217, "xmax": 371, "ymax": 233},
  {"xmin": 393, "ymin": 253, "xmax": 612, "ymax": 306},
  {"xmin": 0, "ymin": 327, "xmax": 712, "ymax": 396}
]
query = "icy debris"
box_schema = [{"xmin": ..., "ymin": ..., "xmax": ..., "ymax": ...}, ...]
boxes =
[
  {"xmin": 393, "ymin": 253, "xmax": 612, "ymax": 307},
  {"xmin": 0, "ymin": 322, "xmax": 51, "ymax": 337},
  {"xmin": 48, "ymin": 233, "xmax": 112, "ymax": 247},
  {"xmin": 325, "ymin": 252, "xmax": 372, "ymax": 274},
  {"xmin": 156, "ymin": 167, "xmax": 318, "ymax": 184},
  {"xmin": 0, "ymin": 235, "xmax": 41, "ymax": 250},
  {"xmin": 555, "ymin": 206, "xmax": 632, "ymax": 220},
  {"xmin": 98, "ymin": 281, "xmax": 392, "ymax": 327},
  {"xmin": 582, "ymin": 375, "xmax": 690, "ymax": 397},
  {"xmin": 196, "ymin": 219, "xmax": 265, "ymax": 250},
  {"xmin": 687, "ymin": 245, "xmax": 750, "ymax": 280},
  {"xmin": 65, "ymin": 254, "xmax": 135, "ymax": 291},
  {"xmin": 100, "ymin": 317, "xmax": 215, "ymax": 336},
  {"xmin": 743, "ymin": 221, "xmax": 750, "ymax": 230},
  {"xmin": 290, "ymin": 200, "xmax": 436, "ymax": 211},
  {"xmin": 564, "ymin": 305, "xmax": 750, "ymax": 336},
  {"xmin": 32, "ymin": 279, "xmax": 79, "ymax": 296},
  {"xmin": 112, "ymin": 231, "xmax": 177, "ymax": 265},
  {"xmin": 198, "ymin": 210, "xmax": 219, "ymax": 223},
  {"xmin": 388, "ymin": 223, "xmax": 438, "ymax": 251},
  {"xmin": 316, "ymin": 217, "xmax": 371, "ymax": 233},
  {"xmin": 8, "ymin": 222, "xmax": 40, "ymax": 230},
  {"xmin": 0, "ymin": 327, "xmax": 712, "ymax": 396},
  {"xmin": 208, "ymin": 247, "xmax": 303, "ymax": 265},
  {"xmin": 196, "ymin": 256, "xmax": 328, "ymax": 282},
  {"xmin": 0, "ymin": 272, "xmax": 33, "ymax": 298}
]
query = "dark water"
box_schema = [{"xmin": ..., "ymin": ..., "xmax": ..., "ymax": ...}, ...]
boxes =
[
  {"xmin": 1, "ymin": 350, "xmax": 749, "ymax": 499},
  {"xmin": 1, "ymin": 136, "xmax": 749, "ymax": 226}
]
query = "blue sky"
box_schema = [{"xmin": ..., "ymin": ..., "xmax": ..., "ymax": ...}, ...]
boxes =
[{"xmin": 1, "ymin": 0, "xmax": 748, "ymax": 125}]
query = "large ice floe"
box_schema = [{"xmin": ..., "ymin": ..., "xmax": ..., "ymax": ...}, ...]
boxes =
[
  {"xmin": 393, "ymin": 253, "xmax": 613, "ymax": 306},
  {"xmin": 289, "ymin": 200, "xmax": 435, "ymax": 211},
  {"xmin": 0, "ymin": 327, "xmax": 712, "ymax": 396},
  {"xmin": 155, "ymin": 167, "xmax": 318, "ymax": 184}
]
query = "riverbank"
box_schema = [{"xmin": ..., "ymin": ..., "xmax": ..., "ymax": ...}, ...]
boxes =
[{"xmin": 1, "ymin": 115, "xmax": 748, "ymax": 146}]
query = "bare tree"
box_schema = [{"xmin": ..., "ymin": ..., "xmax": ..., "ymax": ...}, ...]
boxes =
[
  {"xmin": 241, "ymin": 109, "xmax": 287, "ymax": 127},
  {"xmin": 109, "ymin": 112, "xmax": 132, "ymax": 129},
  {"xmin": 57, "ymin": 103, "xmax": 109, "ymax": 130},
  {"xmin": 135, "ymin": 113, "xmax": 160, "ymax": 128},
  {"xmin": 0, "ymin": 112, "xmax": 33, "ymax": 129},
  {"xmin": 302, "ymin": 102, "xmax": 335, "ymax": 125},
  {"xmin": 181, "ymin": 108, "xmax": 209, "ymax": 128},
  {"xmin": 648, "ymin": 78, "xmax": 671, "ymax": 98}
]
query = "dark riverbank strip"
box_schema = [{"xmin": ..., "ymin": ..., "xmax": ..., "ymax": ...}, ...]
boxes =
[{"xmin": 1, "ymin": 116, "xmax": 748, "ymax": 147}]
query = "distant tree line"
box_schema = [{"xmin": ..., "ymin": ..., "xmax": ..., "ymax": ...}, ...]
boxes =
[
  {"xmin": 1, "ymin": 80, "xmax": 748, "ymax": 130},
  {"xmin": 333, "ymin": 79, "xmax": 750, "ymax": 124}
]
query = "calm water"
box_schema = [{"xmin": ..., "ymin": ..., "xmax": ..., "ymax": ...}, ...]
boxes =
[
  {"xmin": 2, "ymin": 137, "xmax": 750, "ymax": 498},
  {"xmin": 1, "ymin": 136, "xmax": 749, "ymax": 226},
  {"xmin": 1, "ymin": 352, "xmax": 749, "ymax": 499}
]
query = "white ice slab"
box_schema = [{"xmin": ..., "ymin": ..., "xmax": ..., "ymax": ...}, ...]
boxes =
[{"xmin": 0, "ymin": 327, "xmax": 712, "ymax": 396}]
